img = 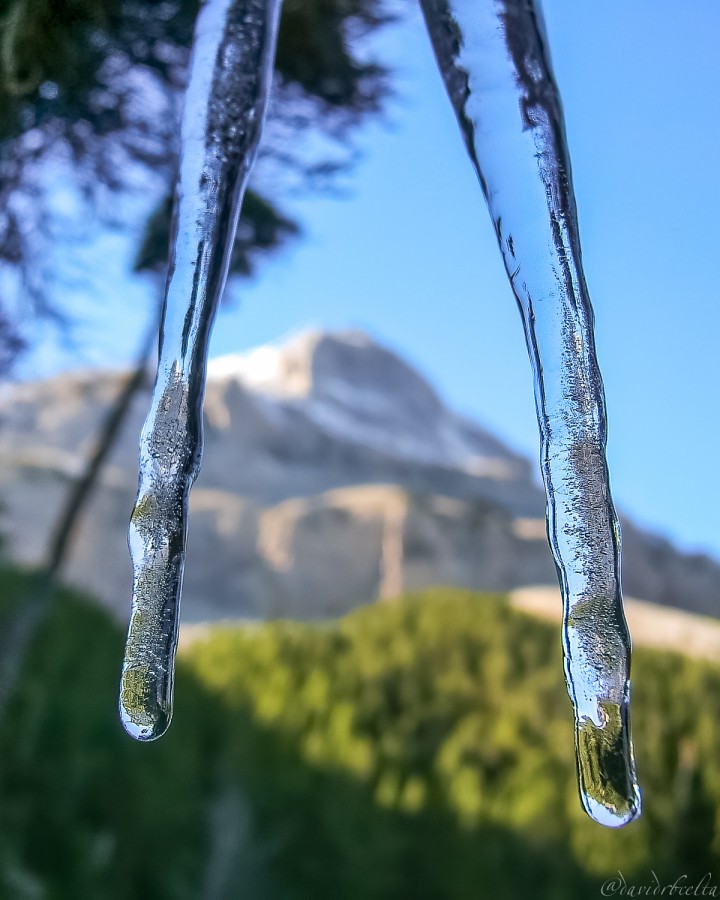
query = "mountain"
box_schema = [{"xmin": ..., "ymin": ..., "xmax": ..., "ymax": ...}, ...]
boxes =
[{"xmin": 0, "ymin": 329, "xmax": 717, "ymax": 622}]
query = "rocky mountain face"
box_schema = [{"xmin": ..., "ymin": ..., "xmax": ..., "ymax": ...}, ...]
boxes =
[{"xmin": 0, "ymin": 329, "xmax": 717, "ymax": 622}]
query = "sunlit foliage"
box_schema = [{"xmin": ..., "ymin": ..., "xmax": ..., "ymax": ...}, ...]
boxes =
[{"xmin": 1, "ymin": 569, "xmax": 718, "ymax": 898}]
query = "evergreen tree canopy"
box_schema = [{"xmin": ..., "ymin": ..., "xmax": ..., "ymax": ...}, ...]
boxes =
[
  {"xmin": 0, "ymin": 0, "xmax": 393, "ymax": 352},
  {"xmin": 2, "ymin": 569, "xmax": 719, "ymax": 897}
]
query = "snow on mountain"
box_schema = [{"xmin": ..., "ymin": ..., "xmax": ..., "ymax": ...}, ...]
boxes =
[
  {"xmin": 207, "ymin": 329, "xmax": 524, "ymax": 481},
  {"xmin": 1, "ymin": 328, "xmax": 718, "ymax": 623}
]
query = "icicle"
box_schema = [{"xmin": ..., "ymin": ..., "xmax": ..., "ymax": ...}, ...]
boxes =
[
  {"xmin": 119, "ymin": 0, "xmax": 283, "ymax": 741},
  {"xmin": 419, "ymin": 0, "xmax": 640, "ymax": 826}
]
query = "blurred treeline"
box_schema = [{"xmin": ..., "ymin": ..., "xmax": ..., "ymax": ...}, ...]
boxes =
[{"xmin": 0, "ymin": 568, "xmax": 718, "ymax": 899}]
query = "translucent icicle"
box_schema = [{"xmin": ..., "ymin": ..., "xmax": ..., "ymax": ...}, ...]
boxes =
[
  {"xmin": 119, "ymin": 0, "xmax": 283, "ymax": 741},
  {"xmin": 419, "ymin": 0, "xmax": 641, "ymax": 826}
]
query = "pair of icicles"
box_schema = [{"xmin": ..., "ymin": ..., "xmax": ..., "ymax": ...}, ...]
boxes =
[{"xmin": 118, "ymin": 0, "xmax": 641, "ymax": 828}]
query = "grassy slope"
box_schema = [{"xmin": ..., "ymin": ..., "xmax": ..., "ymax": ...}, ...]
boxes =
[{"xmin": 1, "ymin": 568, "xmax": 718, "ymax": 898}]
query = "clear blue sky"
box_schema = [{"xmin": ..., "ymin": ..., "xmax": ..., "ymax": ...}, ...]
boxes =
[{"xmin": 23, "ymin": 0, "xmax": 720, "ymax": 560}]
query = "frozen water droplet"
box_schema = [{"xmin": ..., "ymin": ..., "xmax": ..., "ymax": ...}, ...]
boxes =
[
  {"xmin": 420, "ymin": 0, "xmax": 641, "ymax": 826},
  {"xmin": 576, "ymin": 700, "xmax": 638, "ymax": 828},
  {"xmin": 119, "ymin": 0, "xmax": 283, "ymax": 741}
]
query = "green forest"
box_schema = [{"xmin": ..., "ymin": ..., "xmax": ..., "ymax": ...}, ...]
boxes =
[{"xmin": 1, "ymin": 567, "xmax": 719, "ymax": 898}]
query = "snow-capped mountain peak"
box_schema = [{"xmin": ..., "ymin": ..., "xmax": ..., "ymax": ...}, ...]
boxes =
[{"xmin": 207, "ymin": 329, "xmax": 522, "ymax": 480}]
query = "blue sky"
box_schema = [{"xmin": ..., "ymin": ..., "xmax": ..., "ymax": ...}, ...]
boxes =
[{"xmin": 24, "ymin": 0, "xmax": 720, "ymax": 560}]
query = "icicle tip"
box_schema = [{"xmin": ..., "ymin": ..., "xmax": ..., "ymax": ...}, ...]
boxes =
[
  {"xmin": 119, "ymin": 666, "xmax": 173, "ymax": 742},
  {"xmin": 575, "ymin": 702, "xmax": 642, "ymax": 828}
]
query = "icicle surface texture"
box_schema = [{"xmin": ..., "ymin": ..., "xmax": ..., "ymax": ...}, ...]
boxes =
[
  {"xmin": 420, "ymin": 0, "xmax": 640, "ymax": 826},
  {"xmin": 119, "ymin": 0, "xmax": 282, "ymax": 741}
]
